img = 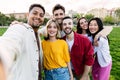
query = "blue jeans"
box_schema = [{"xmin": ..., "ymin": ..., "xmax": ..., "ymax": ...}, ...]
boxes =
[{"xmin": 44, "ymin": 67, "xmax": 70, "ymax": 80}]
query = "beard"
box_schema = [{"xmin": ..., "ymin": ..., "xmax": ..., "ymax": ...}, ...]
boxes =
[
  {"xmin": 32, "ymin": 24, "xmax": 40, "ymax": 29},
  {"xmin": 64, "ymin": 27, "xmax": 73, "ymax": 35}
]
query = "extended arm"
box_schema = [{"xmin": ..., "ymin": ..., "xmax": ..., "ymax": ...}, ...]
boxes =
[{"xmin": 94, "ymin": 26, "xmax": 113, "ymax": 46}]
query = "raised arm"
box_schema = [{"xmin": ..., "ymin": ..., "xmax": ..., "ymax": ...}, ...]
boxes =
[{"xmin": 94, "ymin": 26, "xmax": 113, "ymax": 46}]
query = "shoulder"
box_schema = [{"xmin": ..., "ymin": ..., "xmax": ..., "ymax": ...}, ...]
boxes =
[
  {"xmin": 8, "ymin": 23, "xmax": 30, "ymax": 32},
  {"xmin": 58, "ymin": 39, "xmax": 66, "ymax": 43},
  {"xmin": 75, "ymin": 32, "xmax": 90, "ymax": 41},
  {"xmin": 42, "ymin": 40, "xmax": 46, "ymax": 43},
  {"xmin": 99, "ymin": 37, "xmax": 108, "ymax": 42}
]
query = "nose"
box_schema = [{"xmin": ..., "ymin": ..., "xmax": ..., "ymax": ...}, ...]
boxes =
[{"xmin": 57, "ymin": 14, "xmax": 62, "ymax": 18}]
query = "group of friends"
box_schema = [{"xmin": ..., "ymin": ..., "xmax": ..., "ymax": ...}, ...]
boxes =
[{"xmin": 0, "ymin": 3, "xmax": 113, "ymax": 80}]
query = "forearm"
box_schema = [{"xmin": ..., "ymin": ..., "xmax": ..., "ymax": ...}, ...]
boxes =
[
  {"xmin": 94, "ymin": 26, "xmax": 113, "ymax": 46},
  {"xmin": 67, "ymin": 62, "xmax": 73, "ymax": 80},
  {"xmin": 81, "ymin": 65, "xmax": 91, "ymax": 78},
  {"xmin": 96, "ymin": 26, "xmax": 113, "ymax": 38}
]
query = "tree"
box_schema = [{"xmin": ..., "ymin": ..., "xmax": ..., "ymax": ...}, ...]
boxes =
[
  {"xmin": 0, "ymin": 12, "xmax": 10, "ymax": 26},
  {"xmin": 84, "ymin": 14, "xmax": 94, "ymax": 21},
  {"xmin": 115, "ymin": 8, "xmax": 120, "ymax": 19},
  {"xmin": 103, "ymin": 15, "xmax": 115, "ymax": 25},
  {"xmin": 115, "ymin": 8, "xmax": 120, "ymax": 24}
]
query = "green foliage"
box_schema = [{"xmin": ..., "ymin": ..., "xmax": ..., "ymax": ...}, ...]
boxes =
[
  {"xmin": 43, "ymin": 18, "xmax": 49, "ymax": 25},
  {"xmin": 108, "ymin": 27, "xmax": 120, "ymax": 80},
  {"xmin": 0, "ymin": 12, "xmax": 17, "ymax": 26},
  {"xmin": 17, "ymin": 18, "xmax": 27, "ymax": 23},
  {"xmin": 103, "ymin": 16, "xmax": 115, "ymax": 25},
  {"xmin": 0, "ymin": 28, "xmax": 7, "ymax": 36},
  {"xmin": 84, "ymin": 14, "xmax": 94, "ymax": 21},
  {"xmin": 73, "ymin": 13, "xmax": 83, "ymax": 19},
  {"xmin": 115, "ymin": 8, "xmax": 120, "ymax": 20}
]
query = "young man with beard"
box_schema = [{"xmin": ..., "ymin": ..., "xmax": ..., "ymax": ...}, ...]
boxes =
[
  {"xmin": 0, "ymin": 4, "xmax": 45, "ymax": 80},
  {"xmin": 62, "ymin": 16, "xmax": 94, "ymax": 80},
  {"xmin": 38, "ymin": 4, "xmax": 66, "ymax": 37}
]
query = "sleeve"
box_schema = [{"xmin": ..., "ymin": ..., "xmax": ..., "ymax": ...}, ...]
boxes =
[
  {"xmin": 63, "ymin": 41, "xmax": 70, "ymax": 63},
  {"xmin": 84, "ymin": 38, "xmax": 94, "ymax": 66},
  {"xmin": 98, "ymin": 26, "xmax": 113, "ymax": 37},
  {"xmin": 0, "ymin": 24, "xmax": 26, "ymax": 72}
]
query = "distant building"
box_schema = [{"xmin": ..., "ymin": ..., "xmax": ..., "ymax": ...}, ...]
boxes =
[
  {"xmin": 87, "ymin": 8, "xmax": 108, "ymax": 18},
  {"xmin": 5, "ymin": 12, "xmax": 51, "ymax": 19},
  {"xmin": 87, "ymin": 8, "xmax": 118, "ymax": 19},
  {"xmin": 5, "ymin": 13, "xmax": 27, "ymax": 19}
]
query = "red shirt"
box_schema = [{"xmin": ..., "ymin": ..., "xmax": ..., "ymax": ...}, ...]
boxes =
[{"xmin": 63, "ymin": 32, "xmax": 94, "ymax": 76}]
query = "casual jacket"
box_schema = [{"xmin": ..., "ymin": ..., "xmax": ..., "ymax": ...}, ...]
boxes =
[
  {"xmin": 63, "ymin": 32, "xmax": 94, "ymax": 76},
  {"xmin": 0, "ymin": 23, "xmax": 43, "ymax": 80},
  {"xmin": 94, "ymin": 37, "xmax": 112, "ymax": 67}
]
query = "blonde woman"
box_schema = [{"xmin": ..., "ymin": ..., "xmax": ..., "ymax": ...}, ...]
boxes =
[{"xmin": 42, "ymin": 19, "xmax": 73, "ymax": 80}]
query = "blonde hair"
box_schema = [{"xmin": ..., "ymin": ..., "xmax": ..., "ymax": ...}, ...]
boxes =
[{"xmin": 44, "ymin": 19, "xmax": 61, "ymax": 40}]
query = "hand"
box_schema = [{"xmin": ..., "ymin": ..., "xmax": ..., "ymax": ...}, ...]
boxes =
[
  {"xmin": 70, "ymin": 76, "xmax": 74, "ymax": 80},
  {"xmin": 93, "ymin": 41, "xmax": 98, "ymax": 46},
  {"xmin": 10, "ymin": 20, "xmax": 23, "ymax": 26},
  {"xmin": 94, "ymin": 34, "xmax": 100, "ymax": 46},
  {"xmin": 80, "ymin": 75, "xmax": 89, "ymax": 80}
]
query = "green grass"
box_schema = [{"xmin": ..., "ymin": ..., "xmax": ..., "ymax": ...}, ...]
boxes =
[
  {"xmin": 0, "ymin": 28, "xmax": 7, "ymax": 36},
  {"xmin": 0, "ymin": 27, "xmax": 120, "ymax": 80},
  {"xmin": 108, "ymin": 27, "xmax": 120, "ymax": 80}
]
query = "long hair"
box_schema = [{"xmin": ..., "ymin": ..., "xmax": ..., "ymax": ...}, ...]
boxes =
[
  {"xmin": 44, "ymin": 19, "xmax": 61, "ymax": 40},
  {"xmin": 76, "ymin": 17, "xmax": 89, "ymax": 34},
  {"xmin": 88, "ymin": 17, "xmax": 103, "ymax": 40}
]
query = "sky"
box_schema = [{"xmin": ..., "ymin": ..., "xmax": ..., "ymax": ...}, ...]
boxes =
[{"xmin": 0, "ymin": 0, "xmax": 120, "ymax": 14}]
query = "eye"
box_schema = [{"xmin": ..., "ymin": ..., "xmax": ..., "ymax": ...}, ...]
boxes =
[
  {"xmin": 55, "ymin": 14, "xmax": 58, "ymax": 16},
  {"xmin": 39, "ymin": 13, "xmax": 44, "ymax": 17},
  {"xmin": 63, "ymin": 23, "xmax": 66, "ymax": 26},
  {"xmin": 60, "ymin": 13, "xmax": 63, "ymax": 15},
  {"xmin": 33, "ymin": 12, "xmax": 37, "ymax": 15},
  {"xmin": 68, "ymin": 22, "xmax": 71, "ymax": 25},
  {"xmin": 80, "ymin": 22, "xmax": 83, "ymax": 25}
]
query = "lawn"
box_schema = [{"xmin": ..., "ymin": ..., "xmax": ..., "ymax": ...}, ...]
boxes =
[
  {"xmin": 0, "ymin": 27, "xmax": 120, "ymax": 80},
  {"xmin": 108, "ymin": 27, "xmax": 120, "ymax": 80}
]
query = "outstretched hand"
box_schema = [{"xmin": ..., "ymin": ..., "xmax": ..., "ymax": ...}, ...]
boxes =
[{"xmin": 10, "ymin": 20, "xmax": 23, "ymax": 26}]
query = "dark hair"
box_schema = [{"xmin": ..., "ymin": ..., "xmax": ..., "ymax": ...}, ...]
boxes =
[
  {"xmin": 88, "ymin": 17, "xmax": 104, "ymax": 40},
  {"xmin": 62, "ymin": 16, "xmax": 72, "ymax": 21},
  {"xmin": 29, "ymin": 4, "xmax": 45, "ymax": 14},
  {"xmin": 77, "ymin": 17, "xmax": 89, "ymax": 34},
  {"xmin": 52, "ymin": 4, "xmax": 65, "ymax": 14}
]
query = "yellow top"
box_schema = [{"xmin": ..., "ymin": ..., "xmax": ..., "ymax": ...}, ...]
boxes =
[{"xmin": 42, "ymin": 39, "xmax": 70, "ymax": 70}]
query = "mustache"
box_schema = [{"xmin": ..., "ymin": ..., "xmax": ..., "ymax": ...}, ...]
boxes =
[{"xmin": 65, "ymin": 27, "xmax": 71, "ymax": 30}]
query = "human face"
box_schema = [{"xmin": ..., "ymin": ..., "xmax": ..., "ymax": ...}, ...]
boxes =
[
  {"xmin": 79, "ymin": 18, "xmax": 88, "ymax": 30},
  {"xmin": 53, "ymin": 9, "xmax": 65, "ymax": 25},
  {"xmin": 47, "ymin": 22, "xmax": 58, "ymax": 38},
  {"xmin": 89, "ymin": 20, "xmax": 99, "ymax": 34},
  {"xmin": 62, "ymin": 19, "xmax": 73, "ymax": 35},
  {"xmin": 28, "ymin": 7, "xmax": 44, "ymax": 28}
]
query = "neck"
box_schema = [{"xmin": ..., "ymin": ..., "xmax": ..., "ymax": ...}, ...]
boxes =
[
  {"xmin": 82, "ymin": 30, "xmax": 87, "ymax": 34},
  {"xmin": 33, "ymin": 28, "xmax": 39, "ymax": 33},
  {"xmin": 49, "ymin": 36, "xmax": 57, "ymax": 42},
  {"xmin": 66, "ymin": 31, "xmax": 74, "ymax": 41}
]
